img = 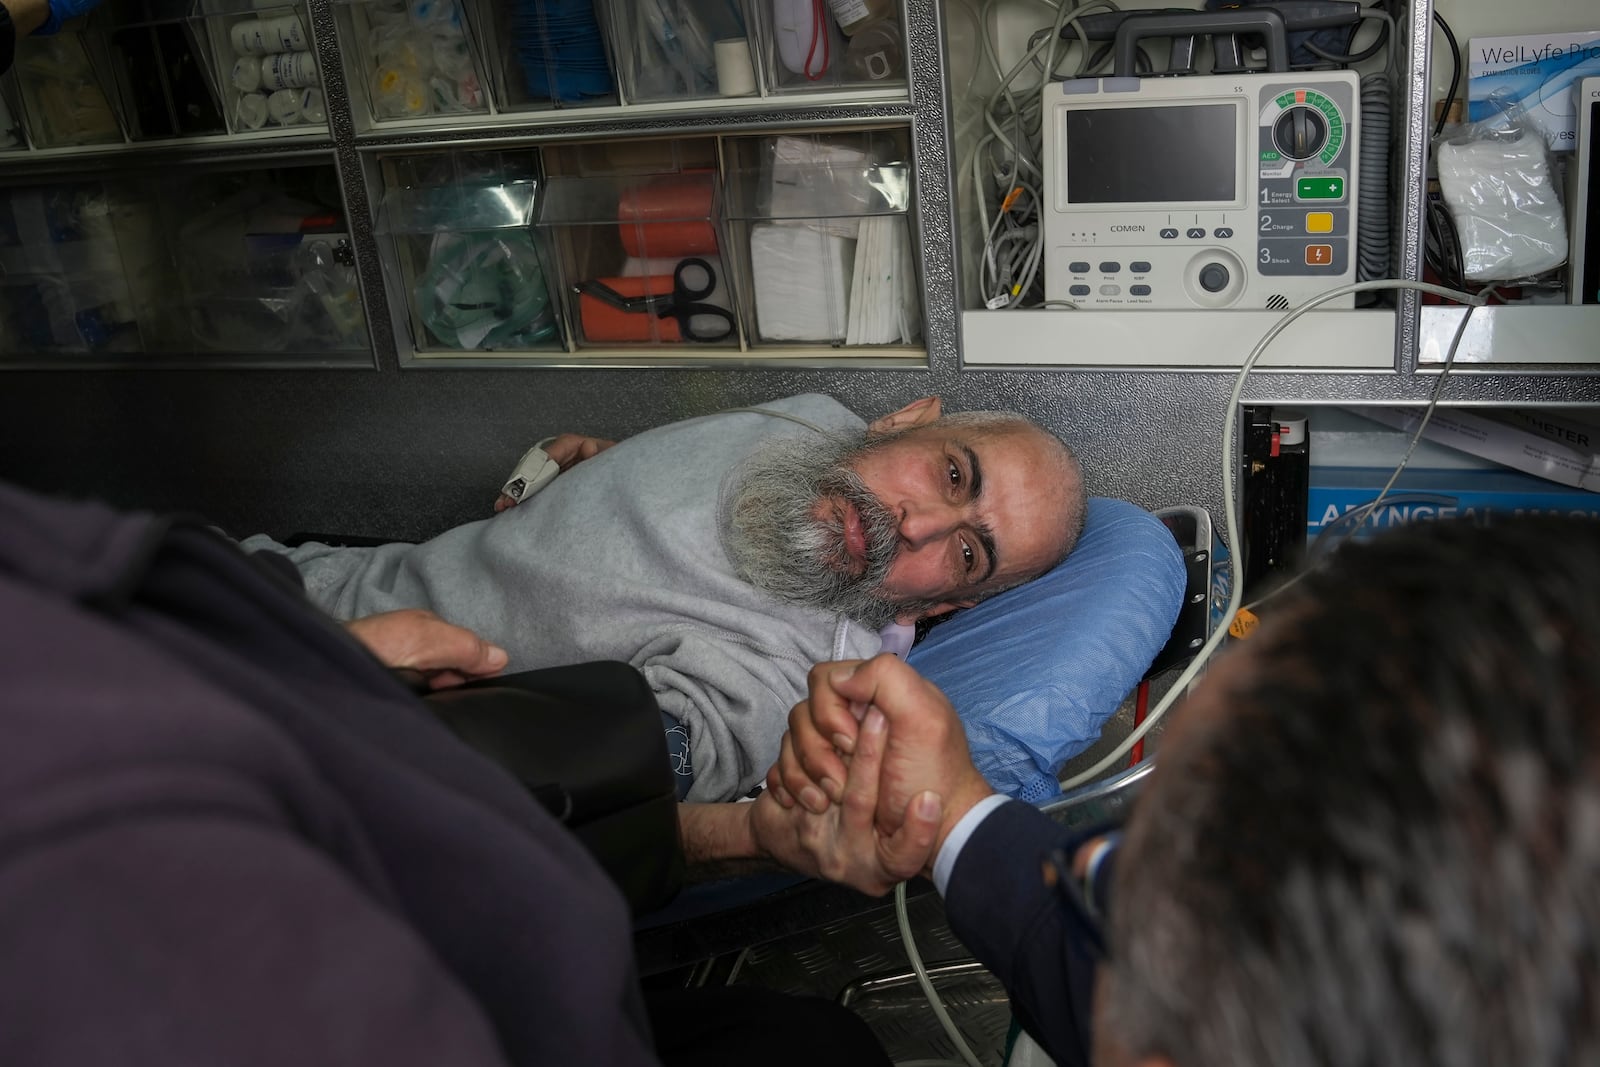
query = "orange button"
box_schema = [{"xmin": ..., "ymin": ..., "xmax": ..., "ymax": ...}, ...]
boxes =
[
  {"xmin": 1305, "ymin": 244, "xmax": 1333, "ymax": 266},
  {"xmin": 1305, "ymin": 211, "xmax": 1334, "ymax": 233}
]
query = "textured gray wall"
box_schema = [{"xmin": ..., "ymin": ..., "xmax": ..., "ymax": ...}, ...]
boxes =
[{"xmin": 6, "ymin": 365, "xmax": 1599, "ymax": 547}]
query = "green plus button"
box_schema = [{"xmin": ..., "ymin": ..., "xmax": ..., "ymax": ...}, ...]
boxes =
[{"xmin": 1298, "ymin": 176, "xmax": 1344, "ymax": 199}]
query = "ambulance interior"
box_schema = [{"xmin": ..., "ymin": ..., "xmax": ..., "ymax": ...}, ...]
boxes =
[{"xmin": 1, "ymin": 0, "xmax": 1598, "ymax": 1061}]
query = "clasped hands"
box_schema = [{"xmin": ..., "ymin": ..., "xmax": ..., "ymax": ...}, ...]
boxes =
[
  {"xmin": 750, "ymin": 655, "xmax": 996, "ymax": 897},
  {"xmin": 341, "ymin": 610, "xmax": 997, "ymax": 899}
]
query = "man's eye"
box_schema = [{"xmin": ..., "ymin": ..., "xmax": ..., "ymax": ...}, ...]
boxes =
[
  {"xmin": 961, "ymin": 540, "xmax": 975, "ymax": 571},
  {"xmin": 948, "ymin": 460, "xmax": 961, "ymax": 487}
]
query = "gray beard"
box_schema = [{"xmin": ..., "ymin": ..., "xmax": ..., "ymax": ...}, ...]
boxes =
[{"xmin": 722, "ymin": 430, "xmax": 944, "ymax": 630}]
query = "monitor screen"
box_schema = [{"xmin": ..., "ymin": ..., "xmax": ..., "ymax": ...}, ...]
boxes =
[{"xmin": 1063, "ymin": 103, "xmax": 1239, "ymax": 204}]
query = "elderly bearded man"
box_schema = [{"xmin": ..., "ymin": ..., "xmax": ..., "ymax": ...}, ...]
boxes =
[{"xmin": 245, "ymin": 394, "xmax": 1086, "ymax": 802}]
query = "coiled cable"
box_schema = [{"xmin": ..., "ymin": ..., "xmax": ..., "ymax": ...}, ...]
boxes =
[{"xmin": 1356, "ymin": 70, "xmax": 1392, "ymax": 284}]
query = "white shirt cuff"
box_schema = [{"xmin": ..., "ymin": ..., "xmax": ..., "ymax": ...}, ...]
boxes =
[{"xmin": 931, "ymin": 793, "xmax": 1008, "ymax": 896}]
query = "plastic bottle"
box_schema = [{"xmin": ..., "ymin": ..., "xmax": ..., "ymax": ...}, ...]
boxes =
[
  {"xmin": 298, "ymin": 88, "xmax": 326, "ymax": 124},
  {"xmin": 266, "ymin": 88, "xmax": 301, "ymax": 124},
  {"xmin": 260, "ymin": 51, "xmax": 318, "ymax": 90},
  {"xmin": 235, "ymin": 91, "xmax": 269, "ymax": 129},
  {"xmin": 231, "ymin": 55, "xmax": 262, "ymax": 92},
  {"xmin": 826, "ymin": 0, "xmax": 894, "ymax": 35}
]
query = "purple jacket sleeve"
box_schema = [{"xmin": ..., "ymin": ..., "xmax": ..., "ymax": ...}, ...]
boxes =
[
  {"xmin": 0, "ymin": 814, "xmax": 514, "ymax": 1066},
  {"xmin": 941, "ymin": 800, "xmax": 1099, "ymax": 1067}
]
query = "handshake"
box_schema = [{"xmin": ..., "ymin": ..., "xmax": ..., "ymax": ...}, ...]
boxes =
[
  {"xmin": 738, "ymin": 655, "xmax": 1000, "ymax": 896},
  {"xmin": 340, "ymin": 610, "xmax": 999, "ymax": 896}
]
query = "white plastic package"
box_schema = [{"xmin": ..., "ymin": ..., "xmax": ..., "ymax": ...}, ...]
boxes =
[
  {"xmin": 750, "ymin": 223, "xmax": 853, "ymax": 341},
  {"xmin": 1435, "ymin": 105, "xmax": 1568, "ymax": 282}
]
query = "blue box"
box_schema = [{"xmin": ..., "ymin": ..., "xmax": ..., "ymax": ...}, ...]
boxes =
[{"xmin": 1307, "ymin": 465, "xmax": 1600, "ymax": 547}]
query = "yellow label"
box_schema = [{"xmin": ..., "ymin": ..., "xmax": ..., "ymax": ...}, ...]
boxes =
[{"xmin": 1228, "ymin": 608, "xmax": 1260, "ymax": 639}]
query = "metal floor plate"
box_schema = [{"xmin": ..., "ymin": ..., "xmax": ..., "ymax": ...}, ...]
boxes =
[{"xmin": 725, "ymin": 891, "xmax": 1015, "ymax": 1066}]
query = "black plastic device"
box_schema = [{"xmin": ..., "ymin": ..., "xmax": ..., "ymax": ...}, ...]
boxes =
[{"xmin": 1062, "ymin": 3, "xmax": 1359, "ymax": 76}]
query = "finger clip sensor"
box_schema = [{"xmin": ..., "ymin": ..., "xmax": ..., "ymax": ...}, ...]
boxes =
[{"xmin": 500, "ymin": 442, "xmax": 561, "ymax": 504}]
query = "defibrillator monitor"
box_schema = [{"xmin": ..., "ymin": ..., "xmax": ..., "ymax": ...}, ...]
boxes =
[{"xmin": 1042, "ymin": 71, "xmax": 1359, "ymax": 309}]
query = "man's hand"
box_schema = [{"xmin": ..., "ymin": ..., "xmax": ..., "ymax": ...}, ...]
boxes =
[
  {"xmin": 493, "ymin": 434, "xmax": 616, "ymax": 513},
  {"xmin": 750, "ymin": 708, "xmax": 943, "ymax": 894},
  {"xmin": 345, "ymin": 609, "xmax": 509, "ymax": 689},
  {"xmin": 769, "ymin": 655, "xmax": 995, "ymax": 852},
  {"xmin": 542, "ymin": 432, "xmax": 616, "ymax": 469}
]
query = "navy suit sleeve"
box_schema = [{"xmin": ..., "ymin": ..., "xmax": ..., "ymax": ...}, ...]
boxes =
[{"xmin": 942, "ymin": 800, "xmax": 1099, "ymax": 1067}]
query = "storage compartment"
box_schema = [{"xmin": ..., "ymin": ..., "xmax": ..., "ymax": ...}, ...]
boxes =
[
  {"xmin": 0, "ymin": 184, "xmax": 142, "ymax": 352},
  {"xmin": 335, "ymin": 0, "xmax": 490, "ymax": 126},
  {"xmin": 0, "ymin": 160, "xmax": 367, "ymax": 363},
  {"xmin": 604, "ymin": 0, "xmax": 753, "ymax": 104},
  {"xmin": 469, "ymin": 0, "xmax": 619, "ymax": 113},
  {"xmin": 99, "ymin": 0, "xmax": 228, "ymax": 141},
  {"xmin": 747, "ymin": 0, "xmax": 905, "ymax": 95},
  {"xmin": 374, "ymin": 148, "xmax": 562, "ymax": 356},
  {"xmin": 197, "ymin": 0, "xmax": 328, "ymax": 134},
  {"xmin": 722, "ymin": 128, "xmax": 921, "ymax": 348},
  {"xmin": 538, "ymin": 138, "xmax": 738, "ymax": 350},
  {"xmin": 10, "ymin": 29, "xmax": 124, "ymax": 148}
]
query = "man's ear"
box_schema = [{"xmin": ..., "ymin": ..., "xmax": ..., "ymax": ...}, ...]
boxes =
[{"xmin": 868, "ymin": 396, "xmax": 942, "ymax": 436}]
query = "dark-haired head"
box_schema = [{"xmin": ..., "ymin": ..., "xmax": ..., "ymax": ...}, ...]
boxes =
[{"xmin": 1098, "ymin": 516, "xmax": 1600, "ymax": 1067}]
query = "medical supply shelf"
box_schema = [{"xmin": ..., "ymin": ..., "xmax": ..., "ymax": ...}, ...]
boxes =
[
  {"xmin": 0, "ymin": 0, "xmax": 934, "ymax": 368},
  {"xmin": 8, "ymin": 0, "xmax": 1597, "ymax": 372},
  {"xmin": 0, "ymin": 0, "xmax": 912, "ymax": 151},
  {"xmin": 0, "ymin": 0, "xmax": 334, "ymax": 154},
  {"xmin": 331, "ymin": 0, "xmax": 909, "ymax": 133},
  {"xmin": 365, "ymin": 126, "xmax": 926, "ymax": 364}
]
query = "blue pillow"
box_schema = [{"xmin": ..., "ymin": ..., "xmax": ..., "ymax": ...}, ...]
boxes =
[{"xmin": 907, "ymin": 497, "xmax": 1186, "ymax": 803}]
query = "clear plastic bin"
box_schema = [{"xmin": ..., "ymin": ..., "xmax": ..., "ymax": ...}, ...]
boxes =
[
  {"xmin": 538, "ymin": 138, "xmax": 739, "ymax": 349},
  {"xmin": 11, "ymin": 30, "xmax": 125, "ymax": 147},
  {"xmin": 374, "ymin": 149, "xmax": 563, "ymax": 355},
  {"xmin": 335, "ymin": 0, "xmax": 491, "ymax": 126},
  {"xmin": 0, "ymin": 161, "xmax": 367, "ymax": 361},
  {"xmin": 469, "ymin": 0, "xmax": 619, "ymax": 113},
  {"xmin": 748, "ymin": 0, "xmax": 905, "ymax": 95},
  {"xmin": 99, "ymin": 0, "xmax": 229, "ymax": 141},
  {"xmin": 604, "ymin": 0, "xmax": 753, "ymax": 104},
  {"xmin": 164, "ymin": 170, "xmax": 366, "ymax": 350},
  {"xmin": 197, "ymin": 0, "xmax": 328, "ymax": 134},
  {"xmin": 722, "ymin": 129, "xmax": 920, "ymax": 347},
  {"xmin": 0, "ymin": 184, "xmax": 142, "ymax": 352}
]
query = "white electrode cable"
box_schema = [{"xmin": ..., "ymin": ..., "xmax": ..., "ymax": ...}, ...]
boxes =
[
  {"xmin": 1056, "ymin": 277, "xmax": 1489, "ymax": 791},
  {"xmin": 895, "ymin": 881, "xmax": 986, "ymax": 1067},
  {"xmin": 1240, "ymin": 292, "xmax": 1493, "ymax": 613}
]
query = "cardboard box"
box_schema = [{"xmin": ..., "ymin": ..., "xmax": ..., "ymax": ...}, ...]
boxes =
[
  {"xmin": 1468, "ymin": 30, "xmax": 1600, "ymax": 152},
  {"xmin": 1307, "ymin": 465, "xmax": 1600, "ymax": 546},
  {"xmin": 1353, "ymin": 406, "xmax": 1600, "ymax": 491}
]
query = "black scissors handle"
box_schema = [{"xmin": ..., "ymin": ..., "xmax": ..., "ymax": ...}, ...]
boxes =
[
  {"xmin": 667, "ymin": 257, "xmax": 735, "ymax": 342},
  {"xmin": 572, "ymin": 258, "xmax": 735, "ymax": 343}
]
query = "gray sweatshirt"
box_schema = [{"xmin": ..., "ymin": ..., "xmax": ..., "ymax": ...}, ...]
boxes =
[{"xmin": 243, "ymin": 393, "xmax": 883, "ymax": 802}]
